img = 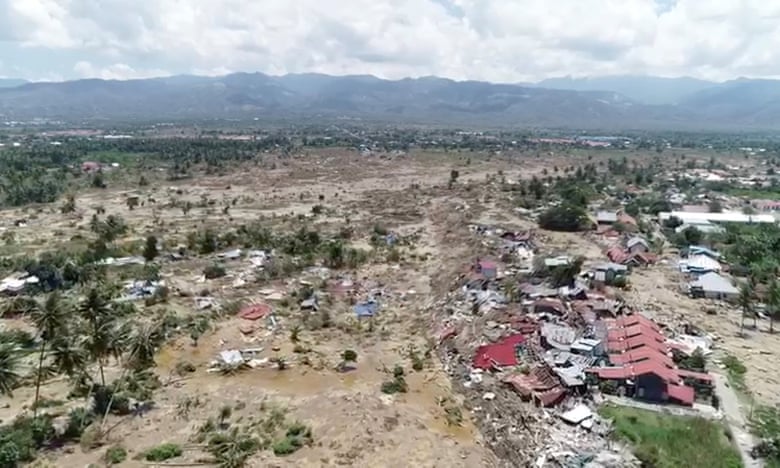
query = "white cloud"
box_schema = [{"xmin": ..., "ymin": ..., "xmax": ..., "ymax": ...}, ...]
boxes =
[
  {"xmin": 73, "ymin": 61, "xmax": 168, "ymax": 80},
  {"xmin": 3, "ymin": 0, "xmax": 780, "ymax": 81}
]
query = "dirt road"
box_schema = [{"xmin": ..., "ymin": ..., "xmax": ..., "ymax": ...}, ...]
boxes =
[{"xmin": 713, "ymin": 373, "xmax": 763, "ymax": 468}]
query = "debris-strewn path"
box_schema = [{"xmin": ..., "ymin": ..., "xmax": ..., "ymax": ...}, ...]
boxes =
[{"xmin": 712, "ymin": 373, "xmax": 764, "ymax": 468}]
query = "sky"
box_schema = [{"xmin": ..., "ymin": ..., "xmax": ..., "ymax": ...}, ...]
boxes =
[{"xmin": 2, "ymin": 0, "xmax": 780, "ymax": 83}]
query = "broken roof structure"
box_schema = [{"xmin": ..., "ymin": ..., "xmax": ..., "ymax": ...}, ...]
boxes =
[
  {"xmin": 472, "ymin": 334, "xmax": 525, "ymax": 370},
  {"xmin": 353, "ymin": 299, "xmax": 380, "ymax": 317},
  {"xmin": 504, "ymin": 365, "xmax": 566, "ymax": 406},
  {"xmin": 239, "ymin": 303, "xmax": 272, "ymax": 321},
  {"xmin": 0, "ymin": 273, "xmax": 39, "ymax": 295},
  {"xmin": 679, "ymin": 254, "xmax": 722, "ymax": 274}
]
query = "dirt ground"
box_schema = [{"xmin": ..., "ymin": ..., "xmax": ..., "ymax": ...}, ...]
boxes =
[
  {"xmin": 2, "ymin": 149, "xmax": 526, "ymax": 467},
  {"xmin": 3, "ymin": 145, "xmax": 769, "ymax": 467}
]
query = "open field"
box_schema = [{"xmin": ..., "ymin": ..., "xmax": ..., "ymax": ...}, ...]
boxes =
[
  {"xmin": 599, "ymin": 404, "xmax": 742, "ymax": 468},
  {"xmin": 3, "ymin": 138, "xmax": 780, "ymax": 467},
  {"xmin": 5, "ymin": 146, "xmax": 628, "ymax": 467}
]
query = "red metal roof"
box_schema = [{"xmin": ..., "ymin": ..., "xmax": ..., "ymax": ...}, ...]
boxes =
[
  {"xmin": 587, "ymin": 360, "xmax": 677, "ymax": 383},
  {"xmin": 613, "ymin": 314, "xmax": 660, "ymax": 332},
  {"xmin": 504, "ymin": 365, "xmax": 565, "ymax": 407},
  {"xmin": 667, "ymin": 384, "xmax": 695, "ymax": 406},
  {"xmin": 609, "ymin": 348, "xmax": 674, "ymax": 368},
  {"xmin": 587, "ymin": 366, "xmax": 631, "ymax": 379},
  {"xmin": 608, "ymin": 335, "xmax": 669, "ymax": 353},
  {"xmin": 239, "ymin": 303, "xmax": 272, "ymax": 320},
  {"xmin": 608, "ymin": 324, "xmax": 664, "ymax": 342},
  {"xmin": 472, "ymin": 334, "xmax": 525, "ymax": 370},
  {"xmin": 676, "ymin": 369, "xmax": 713, "ymax": 382},
  {"xmin": 631, "ymin": 360, "xmax": 679, "ymax": 382}
]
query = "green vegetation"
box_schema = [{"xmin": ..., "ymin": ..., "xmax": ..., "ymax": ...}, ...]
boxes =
[
  {"xmin": 272, "ymin": 422, "xmax": 313, "ymax": 456},
  {"xmin": 723, "ymin": 354, "xmax": 748, "ymax": 394},
  {"xmin": 538, "ymin": 204, "xmax": 590, "ymax": 232},
  {"xmin": 381, "ymin": 365, "xmax": 409, "ymax": 394},
  {"xmin": 599, "ymin": 405, "xmax": 742, "ymax": 468},
  {"xmin": 104, "ymin": 445, "xmax": 127, "ymax": 465},
  {"xmin": 143, "ymin": 442, "xmax": 182, "ymax": 462}
]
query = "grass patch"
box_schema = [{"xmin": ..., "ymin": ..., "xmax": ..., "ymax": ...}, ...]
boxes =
[
  {"xmin": 143, "ymin": 443, "xmax": 182, "ymax": 462},
  {"xmin": 104, "ymin": 445, "xmax": 127, "ymax": 465},
  {"xmin": 725, "ymin": 187, "xmax": 780, "ymax": 200},
  {"xmin": 722, "ymin": 354, "xmax": 748, "ymax": 394},
  {"xmin": 599, "ymin": 405, "xmax": 742, "ymax": 468}
]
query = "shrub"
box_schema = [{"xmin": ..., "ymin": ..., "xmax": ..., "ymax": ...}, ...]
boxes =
[
  {"xmin": 272, "ymin": 437, "xmax": 296, "ymax": 455},
  {"xmin": 203, "ymin": 264, "xmax": 227, "ymax": 280},
  {"xmin": 341, "ymin": 349, "xmax": 358, "ymax": 362},
  {"xmin": 144, "ymin": 443, "xmax": 182, "ymax": 462},
  {"xmin": 63, "ymin": 408, "xmax": 95, "ymax": 440},
  {"xmin": 104, "ymin": 445, "xmax": 127, "ymax": 465}
]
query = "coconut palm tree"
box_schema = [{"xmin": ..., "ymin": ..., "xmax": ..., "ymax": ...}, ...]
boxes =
[
  {"xmin": 29, "ymin": 292, "xmax": 69, "ymax": 416},
  {"xmin": 125, "ymin": 321, "xmax": 160, "ymax": 370},
  {"xmin": 767, "ymin": 279, "xmax": 780, "ymax": 334},
  {"xmin": 0, "ymin": 343, "xmax": 21, "ymax": 396},
  {"xmin": 79, "ymin": 287, "xmax": 113, "ymax": 385},
  {"xmin": 49, "ymin": 332, "xmax": 89, "ymax": 381},
  {"xmin": 738, "ymin": 282, "xmax": 755, "ymax": 336}
]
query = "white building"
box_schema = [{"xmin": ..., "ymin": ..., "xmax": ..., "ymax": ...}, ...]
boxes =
[{"xmin": 660, "ymin": 211, "xmax": 776, "ymax": 225}]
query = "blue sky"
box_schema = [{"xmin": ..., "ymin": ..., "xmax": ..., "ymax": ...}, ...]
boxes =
[{"xmin": 1, "ymin": 0, "xmax": 779, "ymax": 82}]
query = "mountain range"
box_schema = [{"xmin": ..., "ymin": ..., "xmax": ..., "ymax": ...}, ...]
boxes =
[{"xmin": 2, "ymin": 73, "xmax": 780, "ymax": 130}]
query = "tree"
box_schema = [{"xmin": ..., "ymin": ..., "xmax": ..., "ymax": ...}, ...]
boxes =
[
  {"xmin": 61, "ymin": 194, "xmax": 76, "ymax": 214},
  {"xmin": 679, "ymin": 226, "xmax": 703, "ymax": 247},
  {"xmin": 29, "ymin": 292, "xmax": 68, "ymax": 416},
  {"xmin": 79, "ymin": 287, "xmax": 114, "ymax": 385},
  {"xmin": 738, "ymin": 282, "xmax": 755, "ymax": 336},
  {"xmin": 538, "ymin": 204, "xmax": 588, "ymax": 232},
  {"xmin": 49, "ymin": 332, "xmax": 88, "ymax": 382},
  {"xmin": 143, "ymin": 235, "xmax": 159, "ymax": 262},
  {"xmin": 0, "ymin": 343, "xmax": 21, "ymax": 396},
  {"xmin": 448, "ymin": 170, "xmax": 459, "ymax": 189},
  {"xmin": 125, "ymin": 321, "xmax": 160, "ymax": 370},
  {"xmin": 92, "ymin": 172, "xmax": 106, "ymax": 188},
  {"xmin": 550, "ymin": 256, "xmax": 585, "ymax": 288},
  {"xmin": 768, "ymin": 279, "xmax": 780, "ymax": 334},
  {"xmin": 324, "ymin": 240, "xmax": 345, "ymax": 268}
]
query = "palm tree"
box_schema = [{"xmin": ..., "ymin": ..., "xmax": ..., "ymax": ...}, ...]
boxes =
[
  {"xmin": 125, "ymin": 321, "xmax": 160, "ymax": 370},
  {"xmin": 79, "ymin": 287, "xmax": 113, "ymax": 385},
  {"xmin": 49, "ymin": 333, "xmax": 89, "ymax": 381},
  {"xmin": 767, "ymin": 279, "xmax": 780, "ymax": 334},
  {"xmin": 738, "ymin": 282, "xmax": 755, "ymax": 336},
  {"xmin": 0, "ymin": 343, "xmax": 21, "ymax": 396},
  {"xmin": 29, "ymin": 292, "xmax": 68, "ymax": 416}
]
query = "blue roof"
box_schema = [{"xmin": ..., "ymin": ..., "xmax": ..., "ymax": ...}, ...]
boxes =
[{"xmin": 354, "ymin": 300, "xmax": 380, "ymax": 317}]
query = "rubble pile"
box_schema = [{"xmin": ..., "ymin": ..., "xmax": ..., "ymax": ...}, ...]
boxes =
[{"xmin": 431, "ymin": 223, "xmax": 695, "ymax": 467}]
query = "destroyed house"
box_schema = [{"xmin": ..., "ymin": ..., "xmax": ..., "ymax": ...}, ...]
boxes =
[
  {"xmin": 472, "ymin": 258, "xmax": 498, "ymax": 279},
  {"xmin": 533, "ymin": 298, "xmax": 566, "ymax": 315},
  {"xmin": 504, "ymin": 365, "xmax": 566, "ymax": 407},
  {"xmin": 472, "ymin": 334, "xmax": 525, "ymax": 370},
  {"xmin": 606, "ymin": 247, "xmax": 656, "ymax": 266},
  {"xmin": 626, "ymin": 236, "xmax": 649, "ymax": 254}
]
